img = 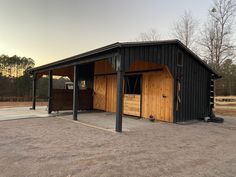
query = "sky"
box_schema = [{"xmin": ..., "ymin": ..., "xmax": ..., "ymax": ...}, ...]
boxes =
[{"xmin": 0, "ymin": 0, "xmax": 213, "ymax": 66}]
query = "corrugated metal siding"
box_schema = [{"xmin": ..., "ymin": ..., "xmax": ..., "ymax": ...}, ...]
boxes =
[
  {"xmin": 175, "ymin": 46, "xmax": 211, "ymax": 122},
  {"xmin": 119, "ymin": 44, "xmax": 211, "ymax": 122},
  {"xmin": 121, "ymin": 44, "xmax": 176, "ymax": 76}
]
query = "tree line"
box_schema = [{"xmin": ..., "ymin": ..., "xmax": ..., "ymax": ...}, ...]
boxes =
[
  {"xmin": 0, "ymin": 0, "xmax": 235, "ymax": 99},
  {"xmin": 136, "ymin": 0, "xmax": 236, "ymax": 96},
  {"xmin": 0, "ymin": 55, "xmax": 69, "ymax": 101}
]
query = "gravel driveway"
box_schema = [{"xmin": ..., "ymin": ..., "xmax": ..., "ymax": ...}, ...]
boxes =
[{"xmin": 0, "ymin": 114, "xmax": 235, "ymax": 177}]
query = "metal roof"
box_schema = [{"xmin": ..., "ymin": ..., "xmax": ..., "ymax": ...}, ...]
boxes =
[{"xmin": 28, "ymin": 39, "xmax": 220, "ymax": 78}]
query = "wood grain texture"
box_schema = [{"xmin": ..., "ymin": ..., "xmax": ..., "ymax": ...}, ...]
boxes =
[
  {"xmin": 93, "ymin": 75, "xmax": 117, "ymax": 113},
  {"xmin": 142, "ymin": 66, "xmax": 173, "ymax": 122},
  {"xmin": 128, "ymin": 60, "xmax": 162, "ymax": 72},
  {"xmin": 94, "ymin": 60, "xmax": 115, "ymax": 75},
  {"xmin": 93, "ymin": 76, "xmax": 106, "ymax": 110},
  {"xmin": 123, "ymin": 94, "xmax": 141, "ymax": 116},
  {"xmin": 93, "ymin": 61, "xmax": 173, "ymax": 121},
  {"xmin": 105, "ymin": 75, "xmax": 117, "ymax": 112}
]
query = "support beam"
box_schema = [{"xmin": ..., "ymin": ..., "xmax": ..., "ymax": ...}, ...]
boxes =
[
  {"xmin": 48, "ymin": 70, "xmax": 53, "ymax": 114},
  {"xmin": 73, "ymin": 65, "xmax": 79, "ymax": 120},
  {"xmin": 31, "ymin": 73, "xmax": 36, "ymax": 110},
  {"xmin": 115, "ymin": 55, "xmax": 124, "ymax": 132}
]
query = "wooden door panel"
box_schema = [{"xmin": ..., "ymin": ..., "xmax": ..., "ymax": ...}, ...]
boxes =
[
  {"xmin": 93, "ymin": 76, "xmax": 106, "ymax": 110},
  {"xmin": 141, "ymin": 68, "xmax": 173, "ymax": 122},
  {"xmin": 105, "ymin": 75, "xmax": 117, "ymax": 112},
  {"xmin": 123, "ymin": 94, "xmax": 141, "ymax": 116}
]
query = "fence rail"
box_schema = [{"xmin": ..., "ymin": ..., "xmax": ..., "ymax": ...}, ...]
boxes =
[
  {"xmin": 0, "ymin": 96, "xmax": 47, "ymax": 102},
  {"xmin": 215, "ymin": 96, "xmax": 236, "ymax": 110}
]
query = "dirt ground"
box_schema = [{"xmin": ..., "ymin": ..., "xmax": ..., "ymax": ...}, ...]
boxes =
[
  {"xmin": 0, "ymin": 101, "xmax": 48, "ymax": 109},
  {"xmin": 0, "ymin": 115, "xmax": 235, "ymax": 177},
  {"xmin": 214, "ymin": 108, "xmax": 236, "ymax": 117},
  {"xmin": 1, "ymin": 101, "xmax": 235, "ymax": 117},
  {"xmin": 0, "ymin": 102, "xmax": 47, "ymax": 108}
]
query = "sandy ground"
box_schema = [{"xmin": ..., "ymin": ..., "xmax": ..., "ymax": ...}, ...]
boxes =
[{"xmin": 0, "ymin": 113, "xmax": 235, "ymax": 177}]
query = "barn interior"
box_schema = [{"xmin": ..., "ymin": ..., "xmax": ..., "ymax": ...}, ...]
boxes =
[{"xmin": 33, "ymin": 59, "xmax": 174, "ymax": 123}]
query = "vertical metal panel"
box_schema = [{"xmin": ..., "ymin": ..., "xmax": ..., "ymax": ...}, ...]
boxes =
[
  {"xmin": 135, "ymin": 47, "xmax": 140, "ymax": 61},
  {"xmin": 153, "ymin": 46, "xmax": 158, "ymax": 62},
  {"xmin": 149, "ymin": 45, "xmax": 154, "ymax": 62},
  {"xmin": 185, "ymin": 54, "xmax": 190, "ymax": 121},
  {"xmin": 193, "ymin": 58, "xmax": 197, "ymax": 120},
  {"xmin": 172, "ymin": 46, "xmax": 178, "ymax": 122},
  {"xmin": 182, "ymin": 53, "xmax": 186, "ymax": 121},
  {"xmin": 168, "ymin": 45, "xmax": 173, "ymax": 74},
  {"xmin": 166, "ymin": 45, "xmax": 171, "ymax": 68},
  {"xmin": 130, "ymin": 47, "xmax": 135, "ymax": 63},
  {"xmin": 174, "ymin": 46, "xmax": 212, "ymax": 122},
  {"xmin": 160, "ymin": 45, "xmax": 164, "ymax": 65},
  {"xmin": 124, "ymin": 47, "xmax": 130, "ymax": 71}
]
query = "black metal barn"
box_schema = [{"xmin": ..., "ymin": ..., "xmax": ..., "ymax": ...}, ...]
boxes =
[{"xmin": 28, "ymin": 40, "xmax": 220, "ymax": 132}]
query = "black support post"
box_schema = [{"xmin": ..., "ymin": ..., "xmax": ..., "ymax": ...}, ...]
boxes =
[
  {"xmin": 115, "ymin": 55, "xmax": 124, "ymax": 132},
  {"xmin": 73, "ymin": 65, "xmax": 79, "ymax": 120},
  {"xmin": 48, "ymin": 70, "xmax": 53, "ymax": 114},
  {"xmin": 32, "ymin": 73, "xmax": 36, "ymax": 110}
]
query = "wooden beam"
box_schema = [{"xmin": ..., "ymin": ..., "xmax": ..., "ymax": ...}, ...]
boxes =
[
  {"xmin": 73, "ymin": 65, "xmax": 79, "ymax": 120},
  {"xmin": 48, "ymin": 70, "xmax": 53, "ymax": 114}
]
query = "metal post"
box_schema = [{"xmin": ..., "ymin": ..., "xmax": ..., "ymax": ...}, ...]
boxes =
[
  {"xmin": 32, "ymin": 73, "xmax": 36, "ymax": 110},
  {"xmin": 48, "ymin": 70, "xmax": 53, "ymax": 114},
  {"xmin": 115, "ymin": 55, "xmax": 124, "ymax": 132},
  {"xmin": 73, "ymin": 65, "xmax": 79, "ymax": 120}
]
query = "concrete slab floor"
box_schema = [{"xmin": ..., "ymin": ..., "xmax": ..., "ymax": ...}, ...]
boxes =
[
  {"xmin": 0, "ymin": 106, "xmax": 231, "ymax": 132},
  {"xmin": 58, "ymin": 111, "xmax": 154, "ymax": 132},
  {"xmin": 0, "ymin": 107, "xmax": 155, "ymax": 132},
  {"xmin": 0, "ymin": 106, "xmax": 52, "ymax": 121}
]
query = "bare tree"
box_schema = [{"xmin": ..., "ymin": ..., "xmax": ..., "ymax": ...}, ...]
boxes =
[
  {"xmin": 172, "ymin": 10, "xmax": 198, "ymax": 48},
  {"xmin": 136, "ymin": 29, "xmax": 160, "ymax": 41},
  {"xmin": 200, "ymin": 0, "xmax": 236, "ymax": 71}
]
